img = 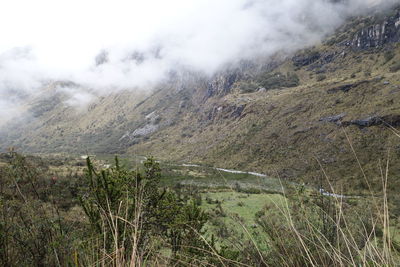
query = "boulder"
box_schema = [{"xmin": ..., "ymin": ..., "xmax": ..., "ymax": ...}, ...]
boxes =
[{"xmin": 319, "ymin": 113, "xmax": 347, "ymax": 124}]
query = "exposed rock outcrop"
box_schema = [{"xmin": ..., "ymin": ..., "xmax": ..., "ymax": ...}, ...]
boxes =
[
  {"xmin": 319, "ymin": 113, "xmax": 400, "ymax": 128},
  {"xmin": 345, "ymin": 116, "xmax": 382, "ymax": 127},
  {"xmin": 206, "ymin": 71, "xmax": 241, "ymax": 98},
  {"xmin": 341, "ymin": 114, "xmax": 400, "ymax": 127},
  {"xmin": 206, "ymin": 104, "xmax": 247, "ymax": 121},
  {"xmin": 350, "ymin": 10, "xmax": 400, "ymax": 49},
  {"xmin": 292, "ymin": 51, "xmax": 321, "ymax": 67},
  {"xmin": 320, "ymin": 113, "xmax": 347, "ymax": 124},
  {"xmin": 327, "ymin": 81, "xmax": 369, "ymax": 93}
]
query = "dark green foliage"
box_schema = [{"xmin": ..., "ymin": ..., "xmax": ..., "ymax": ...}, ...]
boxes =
[
  {"xmin": 384, "ymin": 50, "xmax": 395, "ymax": 62},
  {"xmin": 389, "ymin": 61, "xmax": 400, "ymax": 72},
  {"xmin": 0, "ymin": 153, "xmax": 211, "ymax": 266},
  {"xmin": 205, "ymin": 185, "xmax": 388, "ymax": 267},
  {"xmin": 236, "ymin": 81, "xmax": 259, "ymax": 93},
  {"xmin": 255, "ymin": 190, "xmax": 360, "ymax": 266},
  {"xmin": 0, "ymin": 152, "xmax": 82, "ymax": 266},
  {"xmin": 258, "ymin": 72, "xmax": 300, "ymax": 90},
  {"xmin": 79, "ymin": 156, "xmax": 210, "ymax": 264},
  {"xmin": 1, "ymin": 152, "xmax": 397, "ymax": 266},
  {"xmin": 316, "ymin": 74, "xmax": 327, "ymax": 82}
]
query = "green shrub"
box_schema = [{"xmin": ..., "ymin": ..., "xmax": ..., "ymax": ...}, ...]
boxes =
[
  {"xmin": 0, "ymin": 153, "xmax": 80, "ymax": 266},
  {"xmin": 0, "ymin": 153, "xmax": 212, "ymax": 266},
  {"xmin": 212, "ymin": 184, "xmax": 398, "ymax": 266},
  {"xmin": 316, "ymin": 74, "xmax": 327, "ymax": 82},
  {"xmin": 258, "ymin": 72, "xmax": 300, "ymax": 89},
  {"xmin": 384, "ymin": 50, "xmax": 395, "ymax": 62},
  {"xmin": 79, "ymin": 156, "xmax": 210, "ymax": 264},
  {"xmin": 389, "ymin": 62, "xmax": 400, "ymax": 72},
  {"xmin": 238, "ymin": 81, "xmax": 259, "ymax": 93}
]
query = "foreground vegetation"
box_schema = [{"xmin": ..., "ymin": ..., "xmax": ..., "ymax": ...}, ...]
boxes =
[{"xmin": 0, "ymin": 152, "xmax": 399, "ymax": 266}]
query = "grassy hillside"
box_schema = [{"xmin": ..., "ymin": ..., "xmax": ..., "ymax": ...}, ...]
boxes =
[
  {"xmin": 131, "ymin": 39, "xmax": 400, "ymax": 194},
  {"xmin": 1, "ymin": 7, "xmax": 400, "ymax": 196}
]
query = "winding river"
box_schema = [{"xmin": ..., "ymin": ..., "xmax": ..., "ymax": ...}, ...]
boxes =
[{"xmin": 181, "ymin": 163, "xmax": 356, "ymax": 199}]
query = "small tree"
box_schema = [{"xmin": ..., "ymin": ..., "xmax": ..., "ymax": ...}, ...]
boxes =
[{"xmin": 79, "ymin": 156, "xmax": 209, "ymax": 264}]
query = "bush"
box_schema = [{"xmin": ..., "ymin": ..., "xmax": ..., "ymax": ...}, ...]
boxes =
[
  {"xmin": 79, "ymin": 156, "xmax": 210, "ymax": 263},
  {"xmin": 384, "ymin": 50, "xmax": 395, "ymax": 63},
  {"xmin": 0, "ymin": 153, "xmax": 81, "ymax": 266},
  {"xmin": 389, "ymin": 62, "xmax": 400, "ymax": 72},
  {"xmin": 258, "ymin": 72, "xmax": 300, "ymax": 89},
  {"xmin": 211, "ymin": 184, "xmax": 398, "ymax": 266},
  {"xmin": 0, "ymin": 153, "xmax": 212, "ymax": 266},
  {"xmin": 236, "ymin": 81, "xmax": 259, "ymax": 93},
  {"xmin": 2, "ymin": 152, "xmax": 399, "ymax": 266},
  {"xmin": 316, "ymin": 74, "xmax": 327, "ymax": 82}
]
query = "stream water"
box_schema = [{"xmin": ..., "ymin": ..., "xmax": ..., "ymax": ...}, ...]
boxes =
[{"xmin": 180, "ymin": 163, "xmax": 357, "ymax": 199}]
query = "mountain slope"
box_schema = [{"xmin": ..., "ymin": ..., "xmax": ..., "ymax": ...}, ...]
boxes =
[
  {"xmin": 130, "ymin": 7, "xmax": 400, "ymax": 192},
  {"xmin": 1, "ymin": 6, "xmax": 400, "ymax": 193}
]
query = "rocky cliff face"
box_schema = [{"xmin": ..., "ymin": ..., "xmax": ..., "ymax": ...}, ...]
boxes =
[
  {"xmin": 350, "ymin": 10, "xmax": 400, "ymax": 49},
  {"xmin": 206, "ymin": 72, "xmax": 241, "ymax": 98}
]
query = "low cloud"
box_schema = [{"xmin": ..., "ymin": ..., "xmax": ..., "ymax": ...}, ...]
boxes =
[
  {"xmin": 0, "ymin": 0, "xmax": 397, "ymax": 125},
  {"xmin": 58, "ymin": 86, "xmax": 96, "ymax": 111}
]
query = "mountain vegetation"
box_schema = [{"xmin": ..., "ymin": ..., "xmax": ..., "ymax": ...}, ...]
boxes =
[
  {"xmin": 0, "ymin": 6, "xmax": 399, "ymax": 195},
  {"xmin": 1, "ymin": 3, "xmax": 400, "ymax": 267},
  {"xmin": 0, "ymin": 152, "xmax": 399, "ymax": 266}
]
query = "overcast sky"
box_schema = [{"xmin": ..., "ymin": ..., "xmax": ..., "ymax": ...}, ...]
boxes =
[
  {"xmin": 0, "ymin": 0, "xmax": 396, "ymax": 84},
  {"xmin": 0, "ymin": 0, "xmax": 188, "ymax": 70}
]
